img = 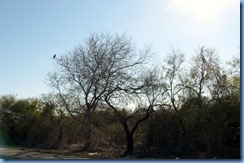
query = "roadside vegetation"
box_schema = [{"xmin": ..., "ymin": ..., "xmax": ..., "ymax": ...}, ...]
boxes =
[{"xmin": 0, "ymin": 33, "xmax": 240, "ymax": 159}]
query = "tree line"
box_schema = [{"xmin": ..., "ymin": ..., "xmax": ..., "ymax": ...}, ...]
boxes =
[{"xmin": 0, "ymin": 33, "xmax": 240, "ymax": 159}]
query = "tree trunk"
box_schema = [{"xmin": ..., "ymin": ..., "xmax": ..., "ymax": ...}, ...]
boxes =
[
  {"xmin": 126, "ymin": 134, "xmax": 134, "ymax": 154},
  {"xmin": 52, "ymin": 126, "xmax": 63, "ymax": 149},
  {"xmin": 120, "ymin": 121, "xmax": 134, "ymax": 156},
  {"xmin": 84, "ymin": 108, "xmax": 91, "ymax": 149},
  {"xmin": 57, "ymin": 125, "xmax": 63, "ymax": 145}
]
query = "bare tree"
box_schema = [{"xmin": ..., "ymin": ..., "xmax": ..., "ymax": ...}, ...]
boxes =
[
  {"xmin": 104, "ymin": 67, "xmax": 164, "ymax": 155},
  {"xmin": 162, "ymin": 49, "xmax": 185, "ymax": 112},
  {"xmin": 186, "ymin": 46, "xmax": 220, "ymax": 101},
  {"xmin": 47, "ymin": 33, "xmax": 151, "ymax": 150},
  {"xmin": 180, "ymin": 46, "xmax": 221, "ymax": 156},
  {"xmin": 179, "ymin": 47, "xmax": 220, "ymax": 128},
  {"xmin": 162, "ymin": 49, "xmax": 188, "ymax": 151}
]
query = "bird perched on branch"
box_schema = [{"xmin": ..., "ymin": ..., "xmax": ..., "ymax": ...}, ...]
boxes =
[{"xmin": 53, "ymin": 54, "xmax": 56, "ymax": 59}]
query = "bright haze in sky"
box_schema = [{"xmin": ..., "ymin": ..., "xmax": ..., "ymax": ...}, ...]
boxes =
[{"xmin": 0, "ymin": 0, "xmax": 240, "ymax": 99}]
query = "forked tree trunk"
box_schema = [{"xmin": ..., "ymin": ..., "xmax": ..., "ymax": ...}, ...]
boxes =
[{"xmin": 120, "ymin": 121, "xmax": 135, "ymax": 156}]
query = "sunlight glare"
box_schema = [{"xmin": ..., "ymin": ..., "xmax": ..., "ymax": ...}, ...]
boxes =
[{"xmin": 175, "ymin": 0, "xmax": 233, "ymax": 23}]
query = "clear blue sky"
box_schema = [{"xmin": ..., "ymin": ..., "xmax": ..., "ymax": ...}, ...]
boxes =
[{"xmin": 0, "ymin": 0, "xmax": 240, "ymax": 99}]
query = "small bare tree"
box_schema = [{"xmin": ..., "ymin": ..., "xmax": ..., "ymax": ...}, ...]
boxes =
[
  {"xmin": 162, "ymin": 49, "xmax": 187, "ymax": 150},
  {"xmin": 104, "ymin": 67, "xmax": 165, "ymax": 155},
  {"xmin": 186, "ymin": 46, "xmax": 220, "ymax": 101},
  {"xmin": 181, "ymin": 46, "xmax": 221, "ymax": 156},
  {"xmin": 162, "ymin": 49, "xmax": 185, "ymax": 112},
  {"xmin": 47, "ymin": 33, "xmax": 151, "ymax": 150}
]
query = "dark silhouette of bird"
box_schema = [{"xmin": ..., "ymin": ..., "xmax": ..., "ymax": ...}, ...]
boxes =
[{"xmin": 53, "ymin": 54, "xmax": 56, "ymax": 59}]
